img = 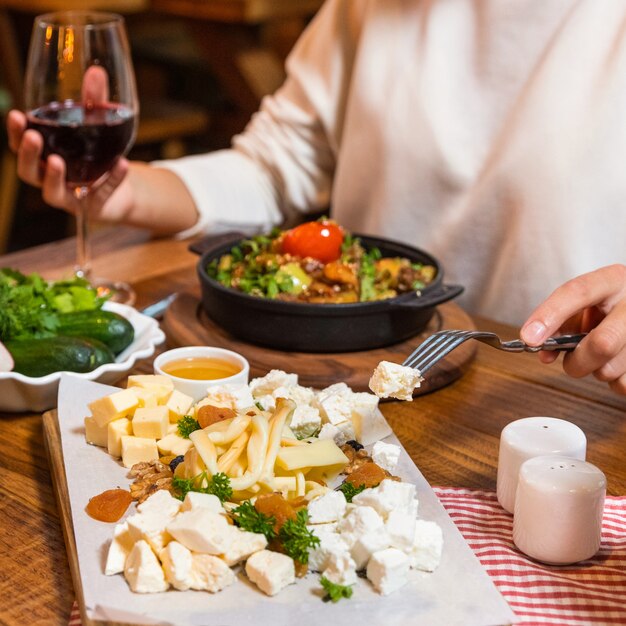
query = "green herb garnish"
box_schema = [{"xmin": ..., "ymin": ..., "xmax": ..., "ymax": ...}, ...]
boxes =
[
  {"xmin": 0, "ymin": 268, "xmax": 105, "ymax": 341},
  {"xmin": 176, "ymin": 415, "xmax": 201, "ymax": 439},
  {"xmin": 320, "ymin": 576, "xmax": 354, "ymax": 602},
  {"xmin": 278, "ymin": 509, "xmax": 320, "ymax": 564},
  {"xmin": 171, "ymin": 471, "xmax": 233, "ymax": 502},
  {"xmin": 337, "ymin": 482, "xmax": 367, "ymax": 503},
  {"xmin": 232, "ymin": 500, "xmax": 277, "ymax": 540}
]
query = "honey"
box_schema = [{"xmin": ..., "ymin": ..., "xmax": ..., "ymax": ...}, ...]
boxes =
[{"xmin": 161, "ymin": 356, "xmax": 241, "ymax": 381}]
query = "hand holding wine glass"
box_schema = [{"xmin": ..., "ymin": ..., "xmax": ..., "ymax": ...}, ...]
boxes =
[{"xmin": 23, "ymin": 11, "xmax": 139, "ymax": 303}]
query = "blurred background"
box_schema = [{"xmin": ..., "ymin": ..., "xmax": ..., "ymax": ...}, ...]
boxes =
[{"xmin": 0, "ymin": 0, "xmax": 322, "ymax": 253}]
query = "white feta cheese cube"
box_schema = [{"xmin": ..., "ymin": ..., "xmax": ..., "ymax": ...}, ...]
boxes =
[
  {"xmin": 166, "ymin": 509, "xmax": 234, "ymax": 554},
  {"xmin": 322, "ymin": 551, "xmax": 357, "ymax": 586},
  {"xmin": 220, "ymin": 529, "xmax": 268, "ymax": 566},
  {"xmin": 249, "ymin": 370, "xmax": 298, "ymax": 397},
  {"xmin": 307, "ymin": 490, "xmax": 347, "ymax": 524},
  {"xmin": 318, "ymin": 392, "xmax": 353, "ymax": 426},
  {"xmin": 339, "ymin": 505, "xmax": 385, "ymax": 548},
  {"xmin": 160, "ymin": 541, "xmax": 194, "ymax": 590},
  {"xmin": 350, "ymin": 530, "xmax": 391, "ymax": 570},
  {"xmin": 127, "ymin": 507, "xmax": 176, "ymax": 554},
  {"xmin": 317, "ymin": 423, "xmax": 341, "ymax": 441},
  {"xmin": 333, "ymin": 420, "xmax": 356, "ymax": 446},
  {"xmin": 351, "ymin": 403, "xmax": 392, "ymax": 447},
  {"xmin": 289, "ymin": 404, "xmax": 321, "ymax": 439},
  {"xmin": 136, "ymin": 489, "xmax": 182, "ymax": 519},
  {"xmin": 308, "ymin": 531, "xmax": 349, "ymax": 573},
  {"xmin": 189, "ymin": 553, "xmax": 236, "ymax": 592},
  {"xmin": 200, "ymin": 383, "xmax": 255, "ymax": 411},
  {"xmin": 317, "ymin": 383, "xmax": 351, "ymax": 401},
  {"xmin": 369, "ymin": 361, "xmax": 423, "ymax": 401},
  {"xmin": 371, "ymin": 441, "xmax": 401, "ymax": 473},
  {"xmin": 408, "ymin": 520, "xmax": 443, "ymax": 572},
  {"xmin": 105, "ymin": 522, "xmax": 134, "ymax": 575},
  {"xmin": 366, "ymin": 548, "xmax": 410, "ymax": 595},
  {"xmin": 352, "ymin": 479, "xmax": 416, "ymax": 519},
  {"xmin": 386, "ymin": 510, "xmax": 416, "ymax": 551},
  {"xmin": 180, "ymin": 492, "xmax": 224, "ymax": 513},
  {"xmin": 245, "ymin": 549, "xmax": 295, "ymax": 596},
  {"xmin": 124, "ymin": 540, "xmax": 169, "ymax": 593},
  {"xmin": 282, "ymin": 384, "xmax": 316, "ymax": 407}
]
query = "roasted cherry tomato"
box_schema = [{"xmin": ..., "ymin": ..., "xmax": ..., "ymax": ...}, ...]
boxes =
[{"xmin": 281, "ymin": 220, "xmax": 344, "ymax": 263}]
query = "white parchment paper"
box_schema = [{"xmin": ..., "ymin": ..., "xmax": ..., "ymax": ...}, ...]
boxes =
[{"xmin": 57, "ymin": 374, "xmax": 516, "ymax": 626}]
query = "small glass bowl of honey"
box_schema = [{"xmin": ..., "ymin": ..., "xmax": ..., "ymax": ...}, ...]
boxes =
[{"xmin": 153, "ymin": 346, "xmax": 249, "ymax": 401}]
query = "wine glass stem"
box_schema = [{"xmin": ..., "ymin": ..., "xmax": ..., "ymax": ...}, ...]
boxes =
[{"xmin": 74, "ymin": 186, "xmax": 91, "ymax": 280}]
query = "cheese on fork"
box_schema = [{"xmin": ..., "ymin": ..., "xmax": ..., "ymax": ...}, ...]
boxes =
[{"xmin": 369, "ymin": 361, "xmax": 423, "ymax": 401}]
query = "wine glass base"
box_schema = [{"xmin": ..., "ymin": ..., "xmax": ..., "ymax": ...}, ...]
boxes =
[{"xmin": 93, "ymin": 278, "xmax": 136, "ymax": 306}]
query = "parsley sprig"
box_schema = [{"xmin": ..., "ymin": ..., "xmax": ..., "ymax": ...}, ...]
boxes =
[
  {"xmin": 171, "ymin": 471, "xmax": 233, "ymax": 502},
  {"xmin": 337, "ymin": 482, "xmax": 367, "ymax": 503},
  {"xmin": 279, "ymin": 509, "xmax": 320, "ymax": 564},
  {"xmin": 232, "ymin": 500, "xmax": 277, "ymax": 539},
  {"xmin": 320, "ymin": 576, "xmax": 354, "ymax": 602},
  {"xmin": 176, "ymin": 415, "xmax": 201, "ymax": 439}
]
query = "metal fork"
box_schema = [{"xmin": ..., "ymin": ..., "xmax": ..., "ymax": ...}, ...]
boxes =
[{"xmin": 402, "ymin": 330, "xmax": 586, "ymax": 374}]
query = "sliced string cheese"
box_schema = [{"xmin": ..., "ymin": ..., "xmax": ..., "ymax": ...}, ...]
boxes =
[
  {"xmin": 208, "ymin": 415, "xmax": 252, "ymax": 445},
  {"xmin": 217, "ymin": 429, "xmax": 250, "ymax": 474},
  {"xmin": 204, "ymin": 417, "xmax": 233, "ymax": 434},
  {"xmin": 229, "ymin": 415, "xmax": 269, "ymax": 491},
  {"xmin": 304, "ymin": 481, "xmax": 331, "ymax": 501},
  {"xmin": 295, "ymin": 471, "xmax": 306, "ymax": 497},
  {"xmin": 260, "ymin": 398, "xmax": 295, "ymax": 482},
  {"xmin": 189, "ymin": 429, "xmax": 219, "ymax": 475},
  {"xmin": 229, "ymin": 455, "xmax": 247, "ymax": 478}
]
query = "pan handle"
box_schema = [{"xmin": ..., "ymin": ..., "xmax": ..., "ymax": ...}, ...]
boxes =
[
  {"xmin": 188, "ymin": 231, "xmax": 247, "ymax": 256},
  {"xmin": 388, "ymin": 284, "xmax": 464, "ymax": 309}
]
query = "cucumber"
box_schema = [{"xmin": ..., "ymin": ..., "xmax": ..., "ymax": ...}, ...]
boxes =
[
  {"xmin": 56, "ymin": 310, "xmax": 135, "ymax": 354},
  {"xmin": 6, "ymin": 336, "xmax": 115, "ymax": 378}
]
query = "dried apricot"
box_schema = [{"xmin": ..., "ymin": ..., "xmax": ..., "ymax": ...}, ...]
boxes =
[
  {"xmin": 86, "ymin": 488, "xmax": 133, "ymax": 522},
  {"xmin": 345, "ymin": 461, "xmax": 387, "ymax": 489},
  {"xmin": 255, "ymin": 493, "xmax": 297, "ymax": 533},
  {"xmin": 197, "ymin": 404, "xmax": 237, "ymax": 428}
]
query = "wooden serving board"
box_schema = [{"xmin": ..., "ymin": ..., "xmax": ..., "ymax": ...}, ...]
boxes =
[
  {"xmin": 163, "ymin": 293, "xmax": 478, "ymax": 395},
  {"xmin": 43, "ymin": 410, "xmax": 130, "ymax": 626}
]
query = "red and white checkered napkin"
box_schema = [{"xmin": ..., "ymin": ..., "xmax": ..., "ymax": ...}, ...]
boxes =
[
  {"xmin": 434, "ymin": 487, "xmax": 626, "ymax": 626},
  {"xmin": 68, "ymin": 488, "xmax": 626, "ymax": 626}
]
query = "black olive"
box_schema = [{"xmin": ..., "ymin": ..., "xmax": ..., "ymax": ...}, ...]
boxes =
[
  {"xmin": 169, "ymin": 455, "xmax": 185, "ymax": 472},
  {"xmin": 345, "ymin": 439, "xmax": 364, "ymax": 451}
]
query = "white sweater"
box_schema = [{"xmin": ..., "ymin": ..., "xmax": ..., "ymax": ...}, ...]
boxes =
[{"xmin": 159, "ymin": 0, "xmax": 626, "ymax": 325}]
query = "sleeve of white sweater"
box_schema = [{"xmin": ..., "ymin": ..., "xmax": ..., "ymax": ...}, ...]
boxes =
[{"xmin": 155, "ymin": 0, "xmax": 367, "ymax": 238}]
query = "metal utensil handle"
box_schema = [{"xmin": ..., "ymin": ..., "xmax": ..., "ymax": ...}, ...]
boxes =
[{"xmin": 531, "ymin": 333, "xmax": 587, "ymax": 352}]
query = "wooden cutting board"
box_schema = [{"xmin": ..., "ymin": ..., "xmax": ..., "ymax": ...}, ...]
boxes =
[
  {"xmin": 163, "ymin": 293, "xmax": 478, "ymax": 395},
  {"xmin": 43, "ymin": 410, "xmax": 131, "ymax": 626}
]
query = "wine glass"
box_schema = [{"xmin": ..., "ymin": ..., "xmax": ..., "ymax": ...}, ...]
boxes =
[{"xmin": 24, "ymin": 11, "xmax": 139, "ymax": 304}]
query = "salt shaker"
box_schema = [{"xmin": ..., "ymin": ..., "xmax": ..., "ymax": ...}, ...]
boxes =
[
  {"xmin": 497, "ymin": 417, "xmax": 586, "ymax": 513},
  {"xmin": 513, "ymin": 455, "xmax": 606, "ymax": 564}
]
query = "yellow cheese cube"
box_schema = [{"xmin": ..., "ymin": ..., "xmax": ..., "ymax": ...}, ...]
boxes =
[
  {"xmin": 121, "ymin": 436, "xmax": 159, "ymax": 468},
  {"xmin": 165, "ymin": 389, "xmax": 195, "ymax": 423},
  {"xmin": 132, "ymin": 406, "xmax": 169, "ymax": 439},
  {"xmin": 84, "ymin": 416, "xmax": 108, "ymax": 447},
  {"xmin": 128, "ymin": 386, "xmax": 159, "ymax": 409},
  {"xmin": 108, "ymin": 418, "xmax": 133, "ymax": 458},
  {"xmin": 127, "ymin": 375, "xmax": 174, "ymax": 404},
  {"xmin": 89, "ymin": 389, "xmax": 139, "ymax": 428},
  {"xmin": 276, "ymin": 438, "xmax": 349, "ymax": 471},
  {"xmin": 157, "ymin": 433, "xmax": 194, "ymax": 457}
]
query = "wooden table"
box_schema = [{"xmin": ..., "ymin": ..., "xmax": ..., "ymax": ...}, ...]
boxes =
[{"xmin": 2, "ymin": 228, "xmax": 626, "ymax": 624}]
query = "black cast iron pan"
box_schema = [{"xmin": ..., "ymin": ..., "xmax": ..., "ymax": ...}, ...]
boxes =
[{"xmin": 190, "ymin": 231, "xmax": 463, "ymax": 353}]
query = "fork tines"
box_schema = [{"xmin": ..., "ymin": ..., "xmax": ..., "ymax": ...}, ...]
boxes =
[{"xmin": 402, "ymin": 330, "xmax": 473, "ymax": 374}]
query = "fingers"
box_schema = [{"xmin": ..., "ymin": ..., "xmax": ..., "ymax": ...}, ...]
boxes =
[
  {"xmin": 16, "ymin": 129, "xmax": 45, "ymax": 187},
  {"xmin": 520, "ymin": 265, "xmax": 626, "ymax": 345},
  {"xmin": 40, "ymin": 155, "xmax": 71, "ymax": 209},
  {"xmin": 7, "ymin": 110, "xmax": 26, "ymax": 153},
  {"xmin": 82, "ymin": 65, "xmax": 109, "ymax": 104}
]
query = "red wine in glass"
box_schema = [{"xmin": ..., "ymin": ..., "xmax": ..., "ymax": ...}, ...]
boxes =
[{"xmin": 26, "ymin": 101, "xmax": 136, "ymax": 186}]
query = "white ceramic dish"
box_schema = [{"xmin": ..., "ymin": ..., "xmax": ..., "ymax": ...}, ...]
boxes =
[{"xmin": 0, "ymin": 302, "xmax": 165, "ymax": 413}]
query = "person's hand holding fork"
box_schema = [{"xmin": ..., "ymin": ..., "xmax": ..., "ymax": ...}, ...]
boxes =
[{"xmin": 520, "ymin": 264, "xmax": 626, "ymax": 394}]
